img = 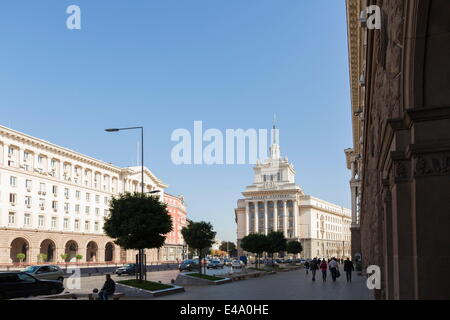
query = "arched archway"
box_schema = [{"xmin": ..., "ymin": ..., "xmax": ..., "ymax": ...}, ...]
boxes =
[
  {"xmin": 86, "ymin": 241, "xmax": 98, "ymax": 262},
  {"xmin": 105, "ymin": 242, "xmax": 115, "ymax": 262},
  {"xmin": 39, "ymin": 239, "xmax": 56, "ymax": 262},
  {"xmin": 65, "ymin": 240, "xmax": 78, "ymax": 262},
  {"xmin": 10, "ymin": 238, "xmax": 29, "ymax": 264}
]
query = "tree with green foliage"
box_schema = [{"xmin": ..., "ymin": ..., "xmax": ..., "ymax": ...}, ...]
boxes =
[
  {"xmin": 181, "ymin": 221, "xmax": 216, "ymax": 274},
  {"xmin": 75, "ymin": 254, "xmax": 83, "ymax": 262},
  {"xmin": 104, "ymin": 192, "xmax": 173, "ymax": 280},
  {"xmin": 240, "ymin": 233, "xmax": 269, "ymax": 269},
  {"xmin": 16, "ymin": 253, "xmax": 26, "ymax": 264},
  {"xmin": 266, "ymin": 231, "xmax": 287, "ymax": 263},
  {"xmin": 37, "ymin": 253, "xmax": 48, "ymax": 263},
  {"xmin": 60, "ymin": 253, "xmax": 68, "ymax": 262},
  {"xmin": 286, "ymin": 240, "xmax": 303, "ymax": 259},
  {"xmin": 219, "ymin": 241, "xmax": 237, "ymax": 257}
]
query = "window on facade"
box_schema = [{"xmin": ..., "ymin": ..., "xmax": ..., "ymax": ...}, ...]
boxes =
[
  {"xmin": 86, "ymin": 193, "xmax": 90, "ymax": 201},
  {"xmin": 95, "ymin": 208, "xmax": 99, "ymax": 216},
  {"xmin": 52, "ymin": 185, "xmax": 58, "ymax": 195},
  {"xmin": 24, "ymin": 214, "xmax": 31, "ymax": 226},
  {"xmin": 51, "ymin": 217, "xmax": 57, "ymax": 229},
  {"xmin": 94, "ymin": 222, "xmax": 99, "ymax": 231},
  {"xmin": 9, "ymin": 193, "xmax": 17, "ymax": 205},
  {"xmin": 52, "ymin": 201, "xmax": 58, "ymax": 210},
  {"xmin": 64, "ymin": 188, "xmax": 69, "ymax": 198},
  {"xmin": 74, "ymin": 219, "xmax": 79, "ymax": 230},
  {"xmin": 64, "ymin": 218, "xmax": 69, "ymax": 229},
  {"xmin": 39, "ymin": 199, "xmax": 45, "ymax": 209},
  {"xmin": 38, "ymin": 215, "xmax": 44, "ymax": 228},
  {"xmin": 85, "ymin": 206, "xmax": 90, "ymax": 215},
  {"xmin": 64, "ymin": 203, "xmax": 69, "ymax": 212},
  {"xmin": 10, "ymin": 176, "xmax": 17, "ymax": 187},
  {"xmin": 8, "ymin": 212, "xmax": 15, "ymax": 225},
  {"xmin": 39, "ymin": 183, "xmax": 46, "ymax": 193},
  {"xmin": 95, "ymin": 195, "xmax": 100, "ymax": 203},
  {"xmin": 85, "ymin": 221, "xmax": 90, "ymax": 231},
  {"xmin": 76, "ymin": 191, "xmax": 80, "ymax": 199},
  {"xmin": 25, "ymin": 179, "xmax": 32, "ymax": 190},
  {"xmin": 8, "ymin": 147, "xmax": 14, "ymax": 156},
  {"xmin": 25, "ymin": 196, "xmax": 31, "ymax": 206},
  {"xmin": 75, "ymin": 204, "xmax": 80, "ymax": 213}
]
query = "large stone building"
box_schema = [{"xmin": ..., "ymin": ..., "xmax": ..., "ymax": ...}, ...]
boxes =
[
  {"xmin": 344, "ymin": 0, "xmax": 450, "ymax": 299},
  {"xmin": 235, "ymin": 127, "xmax": 351, "ymax": 259},
  {"xmin": 0, "ymin": 125, "xmax": 187, "ymax": 266}
]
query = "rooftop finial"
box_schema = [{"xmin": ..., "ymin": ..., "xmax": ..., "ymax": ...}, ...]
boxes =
[{"xmin": 273, "ymin": 113, "xmax": 277, "ymax": 130}]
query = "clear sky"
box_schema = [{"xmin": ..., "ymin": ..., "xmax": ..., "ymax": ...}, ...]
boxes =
[{"xmin": 0, "ymin": 0, "xmax": 352, "ymax": 242}]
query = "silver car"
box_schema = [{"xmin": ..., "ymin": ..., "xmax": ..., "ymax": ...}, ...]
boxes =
[{"xmin": 23, "ymin": 265, "xmax": 65, "ymax": 282}]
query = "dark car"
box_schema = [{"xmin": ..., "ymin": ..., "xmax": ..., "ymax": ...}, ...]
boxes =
[
  {"xmin": 115, "ymin": 264, "xmax": 137, "ymax": 276},
  {"xmin": 0, "ymin": 272, "xmax": 64, "ymax": 300},
  {"xmin": 178, "ymin": 259, "xmax": 200, "ymax": 272}
]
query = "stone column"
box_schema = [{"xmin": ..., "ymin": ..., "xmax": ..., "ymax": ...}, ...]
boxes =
[
  {"xmin": 264, "ymin": 201, "xmax": 268, "ymax": 235},
  {"xmin": 254, "ymin": 202, "xmax": 259, "ymax": 233},
  {"xmin": 293, "ymin": 200, "xmax": 299, "ymax": 238},
  {"xmin": 274, "ymin": 202, "xmax": 278, "ymax": 232},
  {"xmin": 283, "ymin": 201, "xmax": 288, "ymax": 237},
  {"xmin": 245, "ymin": 202, "xmax": 250, "ymax": 235}
]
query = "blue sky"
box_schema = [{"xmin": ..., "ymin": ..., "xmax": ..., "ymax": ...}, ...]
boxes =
[{"xmin": 0, "ymin": 0, "xmax": 352, "ymax": 242}]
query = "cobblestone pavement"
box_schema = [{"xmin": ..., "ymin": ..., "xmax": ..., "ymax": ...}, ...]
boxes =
[{"xmin": 63, "ymin": 267, "xmax": 373, "ymax": 300}]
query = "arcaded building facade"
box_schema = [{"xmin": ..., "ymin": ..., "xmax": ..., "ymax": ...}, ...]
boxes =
[
  {"xmin": 345, "ymin": 0, "xmax": 450, "ymax": 299},
  {"xmin": 0, "ymin": 125, "xmax": 186, "ymax": 266},
  {"xmin": 235, "ymin": 127, "xmax": 351, "ymax": 259}
]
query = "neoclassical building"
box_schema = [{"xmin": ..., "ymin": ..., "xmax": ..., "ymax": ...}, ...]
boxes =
[
  {"xmin": 0, "ymin": 125, "xmax": 186, "ymax": 266},
  {"xmin": 235, "ymin": 127, "xmax": 351, "ymax": 259}
]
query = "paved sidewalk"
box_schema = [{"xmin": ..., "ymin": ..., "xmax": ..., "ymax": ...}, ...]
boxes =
[
  {"xmin": 63, "ymin": 268, "xmax": 373, "ymax": 300},
  {"xmin": 155, "ymin": 268, "xmax": 373, "ymax": 300}
]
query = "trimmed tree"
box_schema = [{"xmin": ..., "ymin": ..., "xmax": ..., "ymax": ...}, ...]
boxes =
[
  {"xmin": 16, "ymin": 253, "xmax": 26, "ymax": 265},
  {"xmin": 266, "ymin": 231, "xmax": 287, "ymax": 264},
  {"xmin": 104, "ymin": 192, "xmax": 173, "ymax": 281},
  {"xmin": 286, "ymin": 240, "xmax": 303, "ymax": 260},
  {"xmin": 37, "ymin": 253, "xmax": 48, "ymax": 263},
  {"xmin": 75, "ymin": 254, "xmax": 83, "ymax": 263},
  {"xmin": 181, "ymin": 221, "xmax": 216, "ymax": 275},
  {"xmin": 240, "ymin": 233, "xmax": 269, "ymax": 269},
  {"xmin": 60, "ymin": 253, "xmax": 68, "ymax": 262}
]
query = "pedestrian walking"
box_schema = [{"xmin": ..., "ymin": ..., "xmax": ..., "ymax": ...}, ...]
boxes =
[
  {"xmin": 320, "ymin": 259, "xmax": 328, "ymax": 282},
  {"xmin": 304, "ymin": 260, "xmax": 310, "ymax": 275},
  {"xmin": 310, "ymin": 258, "xmax": 319, "ymax": 281},
  {"xmin": 344, "ymin": 257, "xmax": 355, "ymax": 282},
  {"xmin": 329, "ymin": 258, "xmax": 339, "ymax": 282}
]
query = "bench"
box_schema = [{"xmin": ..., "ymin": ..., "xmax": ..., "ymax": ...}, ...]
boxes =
[{"xmin": 88, "ymin": 292, "xmax": 125, "ymax": 300}]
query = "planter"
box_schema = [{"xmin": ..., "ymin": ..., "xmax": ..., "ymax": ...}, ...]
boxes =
[
  {"xmin": 175, "ymin": 272, "xmax": 232, "ymax": 286},
  {"xmin": 116, "ymin": 282, "xmax": 185, "ymax": 297}
]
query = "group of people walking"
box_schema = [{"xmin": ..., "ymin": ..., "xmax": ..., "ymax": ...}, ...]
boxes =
[{"xmin": 304, "ymin": 257, "xmax": 354, "ymax": 283}]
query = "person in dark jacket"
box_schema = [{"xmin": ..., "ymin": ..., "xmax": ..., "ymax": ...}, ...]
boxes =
[
  {"xmin": 310, "ymin": 258, "xmax": 319, "ymax": 281},
  {"xmin": 99, "ymin": 274, "xmax": 116, "ymax": 300},
  {"xmin": 304, "ymin": 261, "xmax": 310, "ymax": 275},
  {"xmin": 344, "ymin": 258, "xmax": 355, "ymax": 282}
]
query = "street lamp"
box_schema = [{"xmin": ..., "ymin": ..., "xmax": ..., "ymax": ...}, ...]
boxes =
[{"xmin": 105, "ymin": 126, "xmax": 147, "ymax": 281}]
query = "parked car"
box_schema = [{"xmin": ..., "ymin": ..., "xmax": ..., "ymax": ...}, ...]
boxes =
[
  {"xmin": 223, "ymin": 258, "xmax": 232, "ymax": 266},
  {"xmin": 23, "ymin": 265, "xmax": 65, "ymax": 282},
  {"xmin": 178, "ymin": 259, "xmax": 200, "ymax": 272},
  {"xmin": 231, "ymin": 260, "xmax": 244, "ymax": 268},
  {"xmin": 207, "ymin": 260, "xmax": 224, "ymax": 269},
  {"xmin": 0, "ymin": 272, "xmax": 64, "ymax": 300},
  {"xmin": 115, "ymin": 263, "xmax": 137, "ymax": 276}
]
